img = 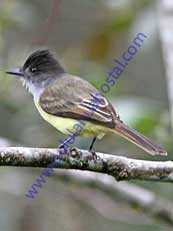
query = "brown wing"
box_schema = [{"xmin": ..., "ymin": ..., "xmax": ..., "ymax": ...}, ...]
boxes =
[{"xmin": 39, "ymin": 74, "xmax": 119, "ymax": 128}]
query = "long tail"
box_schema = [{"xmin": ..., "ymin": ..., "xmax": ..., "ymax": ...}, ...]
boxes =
[{"xmin": 112, "ymin": 122, "xmax": 167, "ymax": 156}]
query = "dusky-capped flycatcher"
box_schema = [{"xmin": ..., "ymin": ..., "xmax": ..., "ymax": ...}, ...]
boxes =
[{"xmin": 6, "ymin": 50, "xmax": 167, "ymax": 155}]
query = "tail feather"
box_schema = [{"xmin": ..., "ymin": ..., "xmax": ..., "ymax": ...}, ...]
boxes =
[{"xmin": 113, "ymin": 123, "xmax": 167, "ymax": 156}]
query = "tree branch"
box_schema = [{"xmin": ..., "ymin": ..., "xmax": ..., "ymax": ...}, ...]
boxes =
[
  {"xmin": 31, "ymin": 0, "xmax": 61, "ymax": 45},
  {"xmin": 0, "ymin": 147, "xmax": 172, "ymax": 182},
  {"xmin": 158, "ymin": 0, "xmax": 173, "ymax": 132},
  {"xmin": 56, "ymin": 170, "xmax": 173, "ymax": 225}
]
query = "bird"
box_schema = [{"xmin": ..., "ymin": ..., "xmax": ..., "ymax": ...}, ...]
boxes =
[{"xmin": 6, "ymin": 49, "xmax": 167, "ymax": 156}]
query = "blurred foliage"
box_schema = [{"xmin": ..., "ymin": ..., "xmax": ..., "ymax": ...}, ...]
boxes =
[{"xmin": 0, "ymin": 0, "xmax": 172, "ymax": 231}]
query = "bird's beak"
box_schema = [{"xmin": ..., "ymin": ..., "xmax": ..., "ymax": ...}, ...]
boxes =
[{"xmin": 5, "ymin": 67, "xmax": 24, "ymax": 77}]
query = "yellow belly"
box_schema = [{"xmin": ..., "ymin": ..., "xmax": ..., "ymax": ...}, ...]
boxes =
[{"xmin": 35, "ymin": 102, "xmax": 111, "ymax": 139}]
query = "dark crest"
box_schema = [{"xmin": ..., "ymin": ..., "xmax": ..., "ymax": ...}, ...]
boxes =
[{"xmin": 23, "ymin": 49, "xmax": 64, "ymax": 74}]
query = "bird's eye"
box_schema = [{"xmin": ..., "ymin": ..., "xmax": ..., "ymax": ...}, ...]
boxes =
[{"xmin": 31, "ymin": 67, "xmax": 37, "ymax": 72}]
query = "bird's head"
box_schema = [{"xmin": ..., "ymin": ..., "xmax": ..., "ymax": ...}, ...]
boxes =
[{"xmin": 6, "ymin": 49, "xmax": 64, "ymax": 86}]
